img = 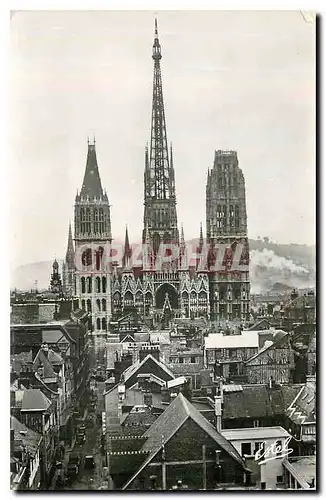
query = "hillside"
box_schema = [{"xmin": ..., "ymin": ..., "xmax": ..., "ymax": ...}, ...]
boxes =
[{"xmin": 11, "ymin": 239, "xmax": 315, "ymax": 294}]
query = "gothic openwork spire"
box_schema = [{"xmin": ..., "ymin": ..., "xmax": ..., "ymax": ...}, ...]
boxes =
[
  {"xmin": 143, "ymin": 20, "xmax": 179, "ymax": 251},
  {"xmin": 149, "ymin": 19, "xmax": 170, "ymax": 200}
]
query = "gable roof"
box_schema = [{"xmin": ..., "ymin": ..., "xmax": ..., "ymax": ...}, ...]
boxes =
[
  {"xmin": 21, "ymin": 389, "xmax": 51, "ymax": 411},
  {"xmin": 122, "ymin": 393, "xmax": 246, "ymax": 489},
  {"xmin": 33, "ymin": 348, "xmax": 57, "ymax": 378},
  {"xmin": 246, "ymin": 330, "xmax": 289, "ymax": 364},
  {"xmin": 123, "ymin": 354, "xmax": 175, "ymax": 385},
  {"xmin": 11, "ymin": 416, "xmax": 42, "ymax": 456}
]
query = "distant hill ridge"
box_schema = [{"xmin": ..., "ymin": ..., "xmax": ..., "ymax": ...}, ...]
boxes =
[{"xmin": 11, "ymin": 239, "xmax": 315, "ymax": 293}]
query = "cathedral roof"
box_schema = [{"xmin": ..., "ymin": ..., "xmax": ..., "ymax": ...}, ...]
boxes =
[{"xmin": 80, "ymin": 142, "xmax": 103, "ymax": 199}]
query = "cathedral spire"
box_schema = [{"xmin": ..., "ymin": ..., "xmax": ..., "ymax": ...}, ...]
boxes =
[
  {"xmin": 65, "ymin": 221, "xmax": 75, "ymax": 267},
  {"xmin": 80, "ymin": 139, "xmax": 103, "ymax": 199},
  {"xmin": 199, "ymin": 222, "xmax": 204, "ymax": 254},
  {"xmin": 143, "ymin": 20, "xmax": 179, "ymax": 254},
  {"xmin": 123, "ymin": 225, "xmax": 132, "ymax": 268},
  {"xmin": 149, "ymin": 18, "xmax": 170, "ymax": 200}
]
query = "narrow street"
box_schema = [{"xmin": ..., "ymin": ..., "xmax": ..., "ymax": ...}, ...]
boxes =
[{"xmin": 61, "ymin": 378, "xmax": 106, "ymax": 490}]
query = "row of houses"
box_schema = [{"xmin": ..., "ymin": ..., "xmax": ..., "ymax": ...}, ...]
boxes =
[
  {"xmin": 101, "ymin": 349, "xmax": 316, "ymax": 490},
  {"xmin": 10, "ymin": 309, "xmax": 90, "ymax": 490}
]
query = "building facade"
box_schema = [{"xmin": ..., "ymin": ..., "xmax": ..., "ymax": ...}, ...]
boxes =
[{"xmin": 206, "ymin": 150, "xmax": 250, "ymax": 324}]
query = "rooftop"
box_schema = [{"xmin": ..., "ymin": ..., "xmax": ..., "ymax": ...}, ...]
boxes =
[
  {"xmin": 222, "ymin": 426, "xmax": 290, "ymax": 441},
  {"xmin": 205, "ymin": 331, "xmax": 259, "ymax": 350},
  {"xmin": 21, "ymin": 388, "xmax": 51, "ymax": 411}
]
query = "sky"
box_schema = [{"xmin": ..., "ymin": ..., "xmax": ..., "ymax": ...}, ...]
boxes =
[{"xmin": 9, "ymin": 10, "xmax": 315, "ymax": 269}]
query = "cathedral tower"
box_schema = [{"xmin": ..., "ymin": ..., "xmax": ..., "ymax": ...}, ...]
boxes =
[
  {"xmin": 143, "ymin": 20, "xmax": 179, "ymax": 255},
  {"xmin": 74, "ymin": 139, "xmax": 112, "ymax": 333},
  {"xmin": 206, "ymin": 150, "xmax": 250, "ymax": 323}
]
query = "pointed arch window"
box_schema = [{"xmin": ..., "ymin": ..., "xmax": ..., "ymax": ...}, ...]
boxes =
[
  {"xmin": 96, "ymin": 318, "xmax": 101, "ymax": 330},
  {"xmin": 95, "ymin": 246, "xmax": 104, "ymax": 271},
  {"xmin": 96, "ymin": 299, "xmax": 101, "ymax": 312},
  {"xmin": 102, "ymin": 299, "xmax": 106, "ymax": 312},
  {"xmin": 235, "ymin": 205, "xmax": 240, "ymax": 228},
  {"xmin": 81, "ymin": 299, "xmax": 85, "ymax": 310},
  {"xmin": 87, "ymin": 299, "xmax": 92, "ymax": 312},
  {"xmin": 87, "ymin": 276, "xmax": 92, "ymax": 293},
  {"xmin": 96, "ymin": 277, "xmax": 101, "ymax": 293},
  {"xmin": 88, "ymin": 318, "xmax": 92, "ymax": 332},
  {"xmin": 80, "ymin": 208, "xmax": 85, "ymax": 233},
  {"xmin": 94, "ymin": 208, "xmax": 99, "ymax": 233},
  {"xmin": 102, "ymin": 318, "xmax": 107, "ymax": 331},
  {"xmin": 99, "ymin": 208, "xmax": 104, "ymax": 233},
  {"xmin": 85, "ymin": 208, "xmax": 91, "ymax": 234},
  {"xmin": 81, "ymin": 277, "xmax": 86, "ymax": 294},
  {"xmin": 102, "ymin": 277, "xmax": 107, "ymax": 293}
]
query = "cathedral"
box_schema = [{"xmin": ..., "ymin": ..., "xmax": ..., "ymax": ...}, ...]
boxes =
[{"xmin": 62, "ymin": 21, "xmax": 250, "ymax": 333}]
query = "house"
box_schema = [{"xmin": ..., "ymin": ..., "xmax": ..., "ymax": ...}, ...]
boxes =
[
  {"xmin": 11, "ymin": 416, "xmax": 42, "ymax": 490},
  {"xmin": 247, "ymin": 319, "xmax": 273, "ymax": 331},
  {"xmin": 168, "ymin": 348, "xmax": 204, "ymax": 389},
  {"xmin": 205, "ymin": 331, "xmax": 260, "ymax": 366},
  {"xmin": 11, "ymin": 314, "xmax": 89, "ymax": 416},
  {"xmin": 204, "ymin": 330, "xmax": 260, "ymax": 382},
  {"xmin": 104, "ymin": 354, "xmax": 175, "ymax": 436},
  {"xmin": 11, "ymin": 388, "xmax": 58, "ymax": 488},
  {"xmin": 115, "ymin": 393, "xmax": 250, "ymax": 490},
  {"xmin": 221, "ymin": 426, "xmax": 291, "ymax": 490},
  {"xmin": 245, "ymin": 330, "xmax": 294, "ymax": 384},
  {"xmin": 283, "ymin": 456, "xmax": 316, "ymax": 490},
  {"xmin": 283, "ymin": 291, "xmax": 316, "ymax": 330},
  {"xmin": 285, "ymin": 378, "xmax": 316, "ymax": 456}
]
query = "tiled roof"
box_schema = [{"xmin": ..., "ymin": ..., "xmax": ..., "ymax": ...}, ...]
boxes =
[
  {"xmin": 122, "ymin": 393, "xmax": 246, "ymax": 490},
  {"xmin": 48, "ymin": 349, "xmax": 63, "ymax": 365},
  {"xmin": 123, "ymin": 354, "xmax": 175, "ymax": 383},
  {"xmin": 246, "ymin": 330, "xmax": 289, "ymax": 364},
  {"xmin": 33, "ymin": 348, "xmax": 57, "ymax": 379},
  {"xmin": 11, "ymin": 416, "xmax": 42, "ymax": 456},
  {"xmin": 286, "ymin": 383, "xmax": 316, "ymax": 425},
  {"xmin": 142, "ymin": 393, "xmax": 246, "ymax": 467},
  {"xmin": 222, "ymin": 384, "xmax": 303, "ymax": 420},
  {"xmin": 21, "ymin": 389, "xmax": 51, "ymax": 411}
]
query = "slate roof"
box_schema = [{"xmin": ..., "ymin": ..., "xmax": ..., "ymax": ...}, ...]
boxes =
[
  {"xmin": 33, "ymin": 348, "xmax": 57, "ymax": 379},
  {"xmin": 222, "ymin": 384, "xmax": 303, "ymax": 420},
  {"xmin": 80, "ymin": 143, "xmax": 104, "ymax": 199},
  {"xmin": 122, "ymin": 393, "xmax": 246, "ymax": 489},
  {"xmin": 47, "ymin": 349, "xmax": 63, "ymax": 365},
  {"xmin": 11, "ymin": 416, "xmax": 42, "ymax": 456},
  {"xmin": 286, "ymin": 384, "xmax": 316, "ymax": 425},
  {"xmin": 21, "ymin": 389, "xmax": 51, "ymax": 411},
  {"xmin": 123, "ymin": 354, "xmax": 175, "ymax": 383},
  {"xmin": 246, "ymin": 330, "xmax": 289, "ymax": 364}
]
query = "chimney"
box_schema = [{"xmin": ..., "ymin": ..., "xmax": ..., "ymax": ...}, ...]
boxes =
[
  {"xmin": 170, "ymin": 392, "xmax": 177, "ymax": 401},
  {"xmin": 41, "ymin": 343, "xmax": 49, "ymax": 357},
  {"xmin": 269, "ymin": 376, "xmax": 275, "ymax": 389},
  {"xmin": 215, "ymin": 395, "xmax": 222, "ymax": 432},
  {"xmin": 144, "ymin": 392, "xmax": 153, "ymax": 408},
  {"xmin": 161, "ymin": 387, "xmax": 170, "ymax": 403}
]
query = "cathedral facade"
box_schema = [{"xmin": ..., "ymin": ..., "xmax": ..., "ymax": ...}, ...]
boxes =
[{"xmin": 62, "ymin": 21, "xmax": 250, "ymax": 333}]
